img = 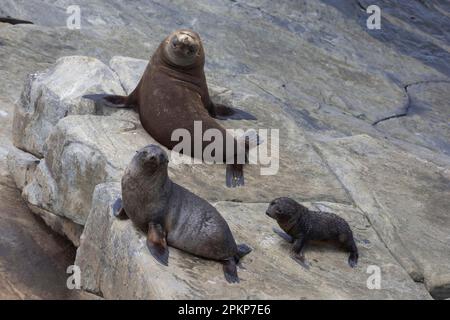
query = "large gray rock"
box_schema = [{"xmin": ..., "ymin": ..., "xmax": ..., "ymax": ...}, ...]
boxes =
[
  {"xmin": 314, "ymin": 134, "xmax": 450, "ymax": 299},
  {"xmin": 109, "ymin": 56, "xmax": 147, "ymax": 94},
  {"xmin": 22, "ymin": 114, "xmax": 151, "ymax": 225},
  {"xmin": 12, "ymin": 56, "xmax": 125, "ymax": 157},
  {"xmin": 75, "ymin": 183, "xmax": 431, "ymax": 299},
  {"xmin": 7, "ymin": 147, "xmax": 40, "ymax": 190}
]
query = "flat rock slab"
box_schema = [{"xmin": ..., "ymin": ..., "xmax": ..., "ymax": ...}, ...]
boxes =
[
  {"xmin": 314, "ymin": 134, "xmax": 450, "ymax": 299},
  {"xmin": 376, "ymin": 81, "xmax": 450, "ymax": 157},
  {"xmin": 75, "ymin": 183, "xmax": 431, "ymax": 299},
  {"xmin": 20, "ymin": 111, "xmax": 349, "ymax": 225}
]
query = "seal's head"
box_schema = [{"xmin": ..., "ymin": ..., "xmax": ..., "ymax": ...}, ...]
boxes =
[
  {"xmin": 266, "ymin": 197, "xmax": 307, "ymax": 223},
  {"xmin": 163, "ymin": 29, "xmax": 203, "ymax": 67},
  {"xmin": 134, "ymin": 144, "xmax": 169, "ymax": 174}
]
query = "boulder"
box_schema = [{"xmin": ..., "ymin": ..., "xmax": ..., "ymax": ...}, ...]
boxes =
[
  {"xmin": 75, "ymin": 182, "xmax": 431, "ymax": 299},
  {"xmin": 12, "ymin": 56, "xmax": 125, "ymax": 157},
  {"xmin": 109, "ymin": 56, "xmax": 147, "ymax": 94},
  {"xmin": 7, "ymin": 147, "xmax": 40, "ymax": 190},
  {"xmin": 22, "ymin": 114, "xmax": 152, "ymax": 225}
]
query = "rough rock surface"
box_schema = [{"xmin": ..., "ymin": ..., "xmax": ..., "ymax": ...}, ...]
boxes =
[
  {"xmin": 75, "ymin": 183, "xmax": 431, "ymax": 300},
  {"xmin": 314, "ymin": 134, "xmax": 450, "ymax": 298},
  {"xmin": 12, "ymin": 56, "xmax": 125, "ymax": 157},
  {"xmin": 2, "ymin": 0, "xmax": 450, "ymax": 299}
]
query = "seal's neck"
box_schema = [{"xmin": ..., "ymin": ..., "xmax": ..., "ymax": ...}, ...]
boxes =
[
  {"xmin": 133, "ymin": 162, "xmax": 170, "ymax": 190},
  {"xmin": 279, "ymin": 203, "xmax": 308, "ymax": 236},
  {"xmin": 278, "ymin": 215, "xmax": 300, "ymax": 235}
]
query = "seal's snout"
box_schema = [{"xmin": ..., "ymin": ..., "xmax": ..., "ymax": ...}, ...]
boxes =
[
  {"xmin": 266, "ymin": 205, "xmax": 276, "ymax": 218},
  {"xmin": 135, "ymin": 145, "xmax": 169, "ymax": 169},
  {"xmin": 170, "ymin": 32, "xmax": 199, "ymax": 57}
]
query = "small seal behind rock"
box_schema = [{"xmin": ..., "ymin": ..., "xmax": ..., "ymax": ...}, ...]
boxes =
[
  {"xmin": 114, "ymin": 144, "xmax": 252, "ymax": 283},
  {"xmin": 266, "ymin": 197, "xmax": 358, "ymax": 268}
]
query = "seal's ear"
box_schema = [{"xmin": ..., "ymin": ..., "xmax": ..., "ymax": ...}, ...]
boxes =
[{"xmin": 146, "ymin": 223, "xmax": 169, "ymax": 266}]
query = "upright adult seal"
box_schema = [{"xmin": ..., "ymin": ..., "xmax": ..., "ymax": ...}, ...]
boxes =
[
  {"xmin": 114, "ymin": 144, "xmax": 252, "ymax": 283},
  {"xmin": 266, "ymin": 197, "xmax": 359, "ymax": 268},
  {"xmin": 104, "ymin": 29, "xmax": 257, "ymax": 187}
]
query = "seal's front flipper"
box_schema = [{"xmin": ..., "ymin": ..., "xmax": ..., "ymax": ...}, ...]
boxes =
[
  {"xmin": 212, "ymin": 104, "xmax": 257, "ymax": 121},
  {"xmin": 226, "ymin": 164, "xmax": 244, "ymax": 188},
  {"xmin": 236, "ymin": 244, "xmax": 252, "ymax": 259},
  {"xmin": 146, "ymin": 223, "xmax": 169, "ymax": 266},
  {"xmin": 223, "ymin": 259, "xmax": 240, "ymax": 284},
  {"xmin": 112, "ymin": 198, "xmax": 129, "ymax": 220},
  {"xmin": 102, "ymin": 95, "xmax": 130, "ymax": 108},
  {"xmin": 272, "ymin": 227, "xmax": 294, "ymax": 243},
  {"xmin": 0, "ymin": 17, "xmax": 33, "ymax": 25},
  {"xmin": 291, "ymin": 236, "xmax": 309, "ymax": 269},
  {"xmin": 234, "ymin": 244, "xmax": 252, "ymax": 268},
  {"xmin": 214, "ymin": 104, "xmax": 235, "ymax": 117}
]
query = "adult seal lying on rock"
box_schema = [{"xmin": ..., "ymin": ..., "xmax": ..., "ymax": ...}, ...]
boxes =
[
  {"xmin": 113, "ymin": 144, "xmax": 252, "ymax": 283},
  {"xmin": 266, "ymin": 197, "xmax": 358, "ymax": 268},
  {"xmin": 103, "ymin": 29, "xmax": 258, "ymax": 187}
]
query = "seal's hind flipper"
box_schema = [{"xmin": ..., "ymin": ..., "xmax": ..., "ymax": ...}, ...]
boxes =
[
  {"xmin": 223, "ymin": 259, "xmax": 240, "ymax": 284},
  {"xmin": 226, "ymin": 164, "xmax": 244, "ymax": 188},
  {"xmin": 347, "ymin": 242, "xmax": 359, "ymax": 268},
  {"xmin": 112, "ymin": 198, "xmax": 129, "ymax": 220},
  {"xmin": 342, "ymin": 234, "xmax": 358, "ymax": 268},
  {"xmin": 348, "ymin": 252, "xmax": 358, "ymax": 268},
  {"xmin": 272, "ymin": 227, "xmax": 294, "ymax": 243},
  {"xmin": 146, "ymin": 223, "xmax": 169, "ymax": 266},
  {"xmin": 238, "ymin": 129, "xmax": 263, "ymax": 151},
  {"xmin": 244, "ymin": 129, "xmax": 264, "ymax": 147}
]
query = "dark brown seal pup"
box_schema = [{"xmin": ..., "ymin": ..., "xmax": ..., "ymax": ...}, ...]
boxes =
[
  {"xmin": 113, "ymin": 144, "xmax": 252, "ymax": 283},
  {"xmin": 266, "ymin": 197, "xmax": 358, "ymax": 268},
  {"xmin": 104, "ymin": 29, "xmax": 256, "ymax": 187}
]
